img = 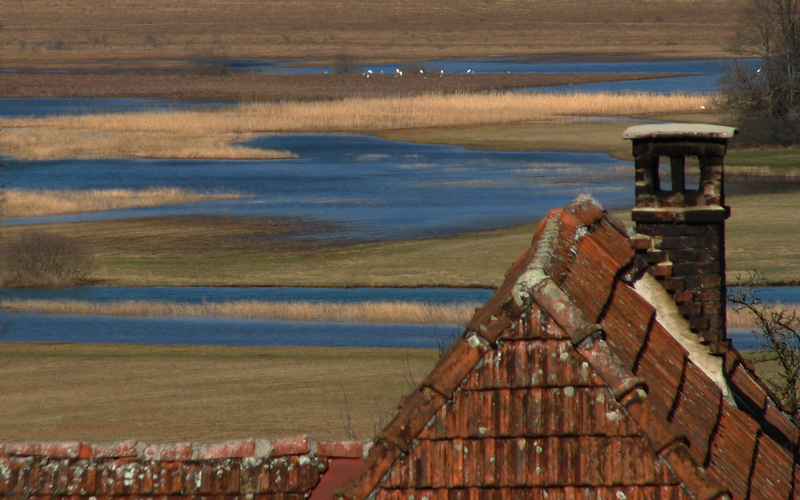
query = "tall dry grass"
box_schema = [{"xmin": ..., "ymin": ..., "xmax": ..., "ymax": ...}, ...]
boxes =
[
  {"xmin": 727, "ymin": 304, "xmax": 800, "ymax": 328},
  {"xmin": 4, "ymin": 187, "xmax": 246, "ymax": 217},
  {"xmin": 0, "ymin": 129, "xmax": 295, "ymax": 160},
  {"xmin": 7, "ymin": 299, "xmax": 479, "ymax": 324},
  {"xmin": 0, "ymin": 92, "xmax": 709, "ymax": 159},
  {"xmin": 726, "ymin": 166, "xmax": 800, "ymax": 182}
]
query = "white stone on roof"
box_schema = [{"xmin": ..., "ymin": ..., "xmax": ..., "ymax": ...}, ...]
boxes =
[{"xmin": 622, "ymin": 123, "xmax": 738, "ymax": 140}]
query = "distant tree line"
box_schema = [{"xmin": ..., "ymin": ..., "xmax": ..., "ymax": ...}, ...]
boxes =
[{"xmin": 719, "ymin": 0, "xmax": 800, "ymax": 146}]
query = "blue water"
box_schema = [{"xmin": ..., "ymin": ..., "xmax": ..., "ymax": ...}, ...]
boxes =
[
  {"xmin": 0, "ymin": 313, "xmax": 460, "ymax": 349},
  {"xmin": 728, "ymin": 286, "xmax": 800, "ymax": 304},
  {"xmin": 6, "ymin": 285, "xmax": 796, "ymax": 305},
  {"xmin": 3, "ymin": 134, "xmax": 631, "ymax": 240},
  {"xmin": 529, "ymin": 75, "xmax": 717, "ymax": 94},
  {"xmin": 2, "ymin": 286, "xmax": 494, "ymax": 304},
  {"xmin": 238, "ymin": 57, "xmax": 759, "ymax": 94},
  {"xmin": 240, "ymin": 57, "xmax": 740, "ymax": 77},
  {"xmin": 0, "ymin": 312, "xmax": 767, "ymax": 350}
]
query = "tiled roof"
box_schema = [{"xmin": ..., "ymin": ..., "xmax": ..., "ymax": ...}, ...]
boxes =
[{"xmin": 335, "ymin": 195, "xmax": 800, "ymax": 500}]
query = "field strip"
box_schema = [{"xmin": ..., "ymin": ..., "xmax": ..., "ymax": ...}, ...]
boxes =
[{"xmin": 5, "ymin": 299, "xmax": 480, "ymax": 324}]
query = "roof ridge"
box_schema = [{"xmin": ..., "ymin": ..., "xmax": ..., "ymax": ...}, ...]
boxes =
[{"xmin": 725, "ymin": 345, "xmax": 794, "ymax": 415}]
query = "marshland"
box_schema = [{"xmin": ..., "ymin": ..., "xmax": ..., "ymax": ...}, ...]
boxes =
[{"xmin": 2, "ymin": 0, "xmax": 800, "ymax": 442}]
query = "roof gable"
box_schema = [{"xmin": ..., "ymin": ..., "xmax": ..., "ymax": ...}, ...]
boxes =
[{"xmin": 336, "ymin": 196, "xmax": 800, "ymax": 500}]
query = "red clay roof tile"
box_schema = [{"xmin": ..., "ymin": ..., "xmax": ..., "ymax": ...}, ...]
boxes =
[
  {"xmin": 749, "ymin": 435, "xmax": 794, "ymax": 500},
  {"xmin": 379, "ymin": 387, "xmax": 446, "ymax": 453},
  {"xmin": 561, "ymin": 234, "xmax": 622, "ymax": 322},
  {"xmin": 271, "ymin": 435, "xmax": 313, "ymax": 456},
  {"xmin": 668, "ymin": 361, "xmax": 723, "ymax": 466},
  {"xmin": 141, "ymin": 441, "xmax": 194, "ymax": 462},
  {"xmin": 707, "ymin": 403, "xmax": 761, "ymax": 499},
  {"xmin": 601, "ymin": 282, "xmax": 656, "ymax": 371},
  {"xmin": 422, "ymin": 337, "xmax": 489, "ymax": 400},
  {"xmin": 336, "ymin": 440, "xmax": 403, "ymax": 500},
  {"xmin": 728, "ymin": 361, "xmax": 769, "ymax": 411},
  {"xmin": 194, "ymin": 439, "xmax": 256, "ymax": 459},
  {"xmin": 633, "ymin": 322, "xmax": 689, "ymax": 419},
  {"xmin": 762, "ymin": 400, "xmax": 800, "ymax": 447}
]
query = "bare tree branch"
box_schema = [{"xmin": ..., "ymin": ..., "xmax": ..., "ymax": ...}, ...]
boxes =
[{"xmin": 730, "ymin": 273, "xmax": 800, "ymax": 412}]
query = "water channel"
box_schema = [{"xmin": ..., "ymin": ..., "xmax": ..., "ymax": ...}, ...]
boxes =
[
  {"xmin": 3, "ymin": 134, "xmax": 632, "ymax": 241},
  {"xmin": 0, "ymin": 56, "xmax": 782, "ymax": 350}
]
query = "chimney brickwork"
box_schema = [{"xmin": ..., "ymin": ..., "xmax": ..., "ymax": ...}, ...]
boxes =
[{"xmin": 622, "ymin": 124, "xmax": 738, "ymax": 354}]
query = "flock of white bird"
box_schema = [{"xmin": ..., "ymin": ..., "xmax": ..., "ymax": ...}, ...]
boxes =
[{"xmin": 359, "ymin": 68, "xmax": 474, "ymax": 78}]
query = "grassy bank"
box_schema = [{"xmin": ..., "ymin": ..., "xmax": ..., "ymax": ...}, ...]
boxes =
[
  {"xmin": 5, "ymin": 299, "xmax": 479, "ymax": 325},
  {"xmin": 4, "ymin": 188, "xmax": 246, "ymax": 217},
  {"xmin": 2, "ymin": 190, "xmax": 798, "ymax": 288},
  {"xmin": 0, "ymin": 72, "xmax": 682, "ymax": 101},
  {"xmin": 0, "ymin": 92, "xmax": 709, "ymax": 159},
  {"xmin": 0, "ymin": 342, "xmax": 439, "ymax": 442},
  {"xmin": 0, "ymin": 216, "xmax": 539, "ymax": 287}
]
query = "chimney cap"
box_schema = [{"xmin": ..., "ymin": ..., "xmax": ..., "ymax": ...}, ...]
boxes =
[{"xmin": 622, "ymin": 124, "xmax": 739, "ymax": 140}]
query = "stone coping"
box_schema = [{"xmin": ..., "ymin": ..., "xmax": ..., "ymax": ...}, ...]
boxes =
[
  {"xmin": 0, "ymin": 437, "xmax": 371, "ymax": 461},
  {"xmin": 622, "ymin": 123, "xmax": 739, "ymax": 140}
]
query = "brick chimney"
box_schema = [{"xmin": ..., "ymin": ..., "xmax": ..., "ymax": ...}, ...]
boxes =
[{"xmin": 622, "ymin": 124, "xmax": 738, "ymax": 354}]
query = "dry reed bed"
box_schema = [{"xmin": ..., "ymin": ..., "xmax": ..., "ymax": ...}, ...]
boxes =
[
  {"xmin": 726, "ymin": 166, "xmax": 800, "ymax": 182},
  {"xmin": 0, "ymin": 93, "xmax": 709, "ymax": 159},
  {"xmin": 0, "ymin": 129, "xmax": 294, "ymax": 160},
  {"xmin": 727, "ymin": 304, "xmax": 800, "ymax": 328},
  {"xmin": 6, "ymin": 299, "xmax": 479, "ymax": 325},
  {"xmin": 7, "ymin": 298, "xmax": 797, "ymax": 328},
  {"xmin": 3, "ymin": 187, "xmax": 246, "ymax": 217}
]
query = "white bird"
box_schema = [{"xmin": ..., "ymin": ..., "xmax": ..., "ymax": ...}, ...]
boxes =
[
  {"xmin": 395, "ymin": 68, "xmax": 403, "ymax": 76},
  {"xmin": 757, "ymin": 67, "xmax": 762, "ymax": 73},
  {"xmin": 700, "ymin": 105, "xmax": 706, "ymax": 109},
  {"xmin": 466, "ymin": 69, "xmax": 473, "ymax": 74},
  {"xmin": 367, "ymin": 70, "xmax": 373, "ymax": 74},
  {"xmin": 420, "ymin": 69, "xmax": 424, "ymax": 74}
]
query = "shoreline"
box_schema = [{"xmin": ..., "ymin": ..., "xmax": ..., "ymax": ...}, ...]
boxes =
[{"xmin": 0, "ymin": 72, "xmax": 685, "ymax": 101}]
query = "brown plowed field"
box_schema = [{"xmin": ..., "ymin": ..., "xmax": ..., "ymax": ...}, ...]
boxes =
[{"xmin": 0, "ymin": 0, "xmax": 741, "ymax": 69}]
